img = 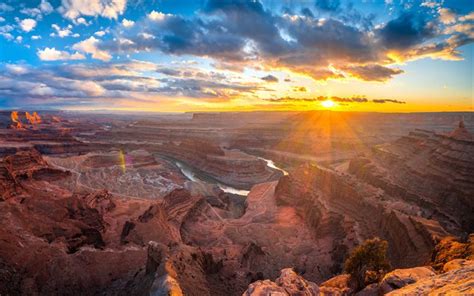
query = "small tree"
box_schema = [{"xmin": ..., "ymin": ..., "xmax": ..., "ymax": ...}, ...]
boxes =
[{"xmin": 344, "ymin": 237, "xmax": 391, "ymax": 290}]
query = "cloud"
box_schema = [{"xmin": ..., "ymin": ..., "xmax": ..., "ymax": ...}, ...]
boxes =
[
  {"xmin": 342, "ymin": 64, "xmax": 404, "ymax": 81},
  {"xmin": 376, "ymin": 12, "xmax": 437, "ymax": 50},
  {"xmin": 73, "ymin": 36, "xmax": 112, "ymax": 61},
  {"xmin": 37, "ymin": 47, "xmax": 86, "ymax": 61},
  {"xmin": 76, "ymin": 17, "xmax": 91, "ymax": 26},
  {"xmin": 51, "ymin": 24, "xmax": 73, "ymax": 38},
  {"xmin": 122, "ymin": 18, "xmax": 134, "ymax": 27},
  {"xmin": 261, "ymin": 75, "xmax": 278, "ymax": 82},
  {"xmin": 19, "ymin": 18, "xmax": 37, "ymax": 32},
  {"xmin": 20, "ymin": 0, "xmax": 53, "ymax": 19},
  {"xmin": 293, "ymin": 86, "xmax": 307, "ymax": 92},
  {"xmin": 265, "ymin": 96, "xmax": 405, "ymax": 104},
  {"xmin": 39, "ymin": 0, "xmax": 54, "ymax": 14},
  {"xmin": 438, "ymin": 8, "xmax": 457, "ymax": 24},
  {"xmin": 6, "ymin": 64, "xmax": 29, "ymax": 75},
  {"xmin": 59, "ymin": 0, "xmax": 127, "ymax": 20},
  {"xmin": 0, "ymin": 61, "xmax": 270, "ymax": 108},
  {"xmin": 0, "ymin": 3, "xmax": 13, "ymax": 12},
  {"xmin": 372, "ymin": 99, "xmax": 406, "ymax": 104}
]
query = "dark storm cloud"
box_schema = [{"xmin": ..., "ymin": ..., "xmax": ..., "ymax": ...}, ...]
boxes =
[
  {"xmin": 376, "ymin": 12, "xmax": 438, "ymax": 50},
  {"xmin": 261, "ymin": 75, "xmax": 278, "ymax": 82}
]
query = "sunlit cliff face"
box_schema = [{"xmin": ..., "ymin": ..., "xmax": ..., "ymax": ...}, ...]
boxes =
[
  {"xmin": 10, "ymin": 111, "xmax": 25, "ymax": 130},
  {"xmin": 11, "ymin": 111, "xmax": 43, "ymax": 130},
  {"xmin": 26, "ymin": 112, "xmax": 42, "ymax": 125}
]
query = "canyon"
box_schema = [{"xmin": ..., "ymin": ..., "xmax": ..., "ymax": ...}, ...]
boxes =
[{"xmin": 0, "ymin": 110, "xmax": 472, "ymax": 295}]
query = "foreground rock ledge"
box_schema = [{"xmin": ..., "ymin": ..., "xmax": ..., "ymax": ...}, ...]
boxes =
[{"xmin": 243, "ymin": 260, "xmax": 474, "ymax": 296}]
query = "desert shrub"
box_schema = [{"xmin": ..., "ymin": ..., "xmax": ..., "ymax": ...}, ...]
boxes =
[
  {"xmin": 431, "ymin": 234, "xmax": 474, "ymax": 271},
  {"xmin": 344, "ymin": 237, "xmax": 391, "ymax": 290}
]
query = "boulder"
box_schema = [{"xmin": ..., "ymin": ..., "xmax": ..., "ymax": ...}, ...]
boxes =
[
  {"xmin": 354, "ymin": 283, "xmax": 380, "ymax": 296},
  {"xmin": 379, "ymin": 266, "xmax": 436, "ymax": 293},
  {"xmin": 243, "ymin": 268, "xmax": 319, "ymax": 296},
  {"xmin": 320, "ymin": 274, "xmax": 356, "ymax": 295},
  {"xmin": 443, "ymin": 259, "xmax": 474, "ymax": 273},
  {"xmin": 386, "ymin": 260, "xmax": 474, "ymax": 295}
]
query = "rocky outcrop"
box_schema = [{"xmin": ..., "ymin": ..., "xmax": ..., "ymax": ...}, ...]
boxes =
[
  {"xmin": 145, "ymin": 241, "xmax": 225, "ymax": 296},
  {"xmin": 378, "ymin": 266, "xmax": 436, "ymax": 293},
  {"xmin": 320, "ymin": 274, "xmax": 356, "ymax": 295},
  {"xmin": 386, "ymin": 260, "xmax": 474, "ymax": 295},
  {"xmin": 243, "ymin": 268, "xmax": 319, "ymax": 296},
  {"xmin": 0, "ymin": 149, "xmax": 70, "ymax": 201}
]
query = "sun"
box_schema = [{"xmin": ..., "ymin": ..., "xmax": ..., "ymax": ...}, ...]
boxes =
[{"xmin": 321, "ymin": 99, "xmax": 335, "ymax": 108}]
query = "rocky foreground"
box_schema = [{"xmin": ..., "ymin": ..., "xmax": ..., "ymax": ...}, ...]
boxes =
[
  {"xmin": 0, "ymin": 118, "xmax": 473, "ymax": 295},
  {"xmin": 243, "ymin": 259, "xmax": 474, "ymax": 295}
]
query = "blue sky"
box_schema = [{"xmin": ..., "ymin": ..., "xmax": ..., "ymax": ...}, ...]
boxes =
[{"xmin": 0, "ymin": 0, "xmax": 473, "ymax": 112}]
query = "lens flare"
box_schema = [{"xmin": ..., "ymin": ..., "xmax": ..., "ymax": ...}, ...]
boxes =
[{"xmin": 119, "ymin": 150, "xmax": 126, "ymax": 173}]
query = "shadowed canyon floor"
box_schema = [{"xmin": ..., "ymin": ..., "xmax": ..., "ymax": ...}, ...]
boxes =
[{"xmin": 0, "ymin": 111, "xmax": 473, "ymax": 295}]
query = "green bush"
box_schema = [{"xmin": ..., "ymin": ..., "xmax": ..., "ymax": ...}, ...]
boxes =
[{"xmin": 344, "ymin": 237, "xmax": 391, "ymax": 290}]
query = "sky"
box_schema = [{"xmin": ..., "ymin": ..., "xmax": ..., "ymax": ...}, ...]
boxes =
[{"xmin": 0, "ymin": 0, "xmax": 473, "ymax": 112}]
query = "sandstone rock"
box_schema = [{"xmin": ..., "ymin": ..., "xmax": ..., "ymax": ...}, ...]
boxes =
[
  {"xmin": 443, "ymin": 259, "xmax": 473, "ymax": 273},
  {"xmin": 243, "ymin": 280, "xmax": 287, "ymax": 296},
  {"xmin": 243, "ymin": 268, "xmax": 319, "ymax": 296},
  {"xmin": 354, "ymin": 283, "xmax": 380, "ymax": 296},
  {"xmin": 80, "ymin": 189, "xmax": 116, "ymax": 214},
  {"xmin": 320, "ymin": 274, "xmax": 356, "ymax": 295},
  {"xmin": 386, "ymin": 260, "xmax": 474, "ymax": 295},
  {"xmin": 379, "ymin": 266, "xmax": 436, "ymax": 293}
]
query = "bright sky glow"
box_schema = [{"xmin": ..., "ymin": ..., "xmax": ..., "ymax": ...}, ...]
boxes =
[{"xmin": 0, "ymin": 0, "xmax": 473, "ymax": 112}]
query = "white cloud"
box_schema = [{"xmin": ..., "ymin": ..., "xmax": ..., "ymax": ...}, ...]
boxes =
[
  {"xmin": 0, "ymin": 17, "xmax": 5, "ymax": 22},
  {"xmin": 37, "ymin": 47, "xmax": 86, "ymax": 61},
  {"xmin": 15, "ymin": 36, "xmax": 23, "ymax": 43},
  {"xmin": 39, "ymin": 0, "xmax": 54, "ymax": 14},
  {"xmin": 20, "ymin": 7, "xmax": 42, "ymax": 18},
  {"xmin": 139, "ymin": 32, "xmax": 154, "ymax": 39},
  {"xmin": 459, "ymin": 12, "xmax": 474, "ymax": 22},
  {"xmin": 1, "ymin": 33, "xmax": 13, "ymax": 40},
  {"xmin": 420, "ymin": 1, "xmax": 439, "ymax": 8},
  {"xmin": 94, "ymin": 30, "xmax": 106, "ymax": 37},
  {"xmin": 31, "ymin": 35, "xmax": 41, "ymax": 40},
  {"xmin": 59, "ymin": 0, "xmax": 127, "ymax": 20},
  {"xmin": 0, "ymin": 24, "xmax": 13, "ymax": 40},
  {"xmin": 20, "ymin": 0, "xmax": 53, "ymax": 19},
  {"xmin": 122, "ymin": 18, "xmax": 134, "ymax": 27},
  {"xmin": 148, "ymin": 11, "xmax": 170, "ymax": 21},
  {"xmin": 0, "ymin": 3, "xmax": 14, "ymax": 12},
  {"xmin": 6, "ymin": 64, "xmax": 29, "ymax": 75},
  {"xmin": 19, "ymin": 18, "xmax": 37, "ymax": 32},
  {"xmin": 439, "ymin": 8, "xmax": 456, "ymax": 24},
  {"xmin": 51, "ymin": 24, "xmax": 73, "ymax": 38},
  {"xmin": 76, "ymin": 17, "xmax": 91, "ymax": 26},
  {"xmin": 72, "ymin": 36, "xmax": 112, "ymax": 61}
]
